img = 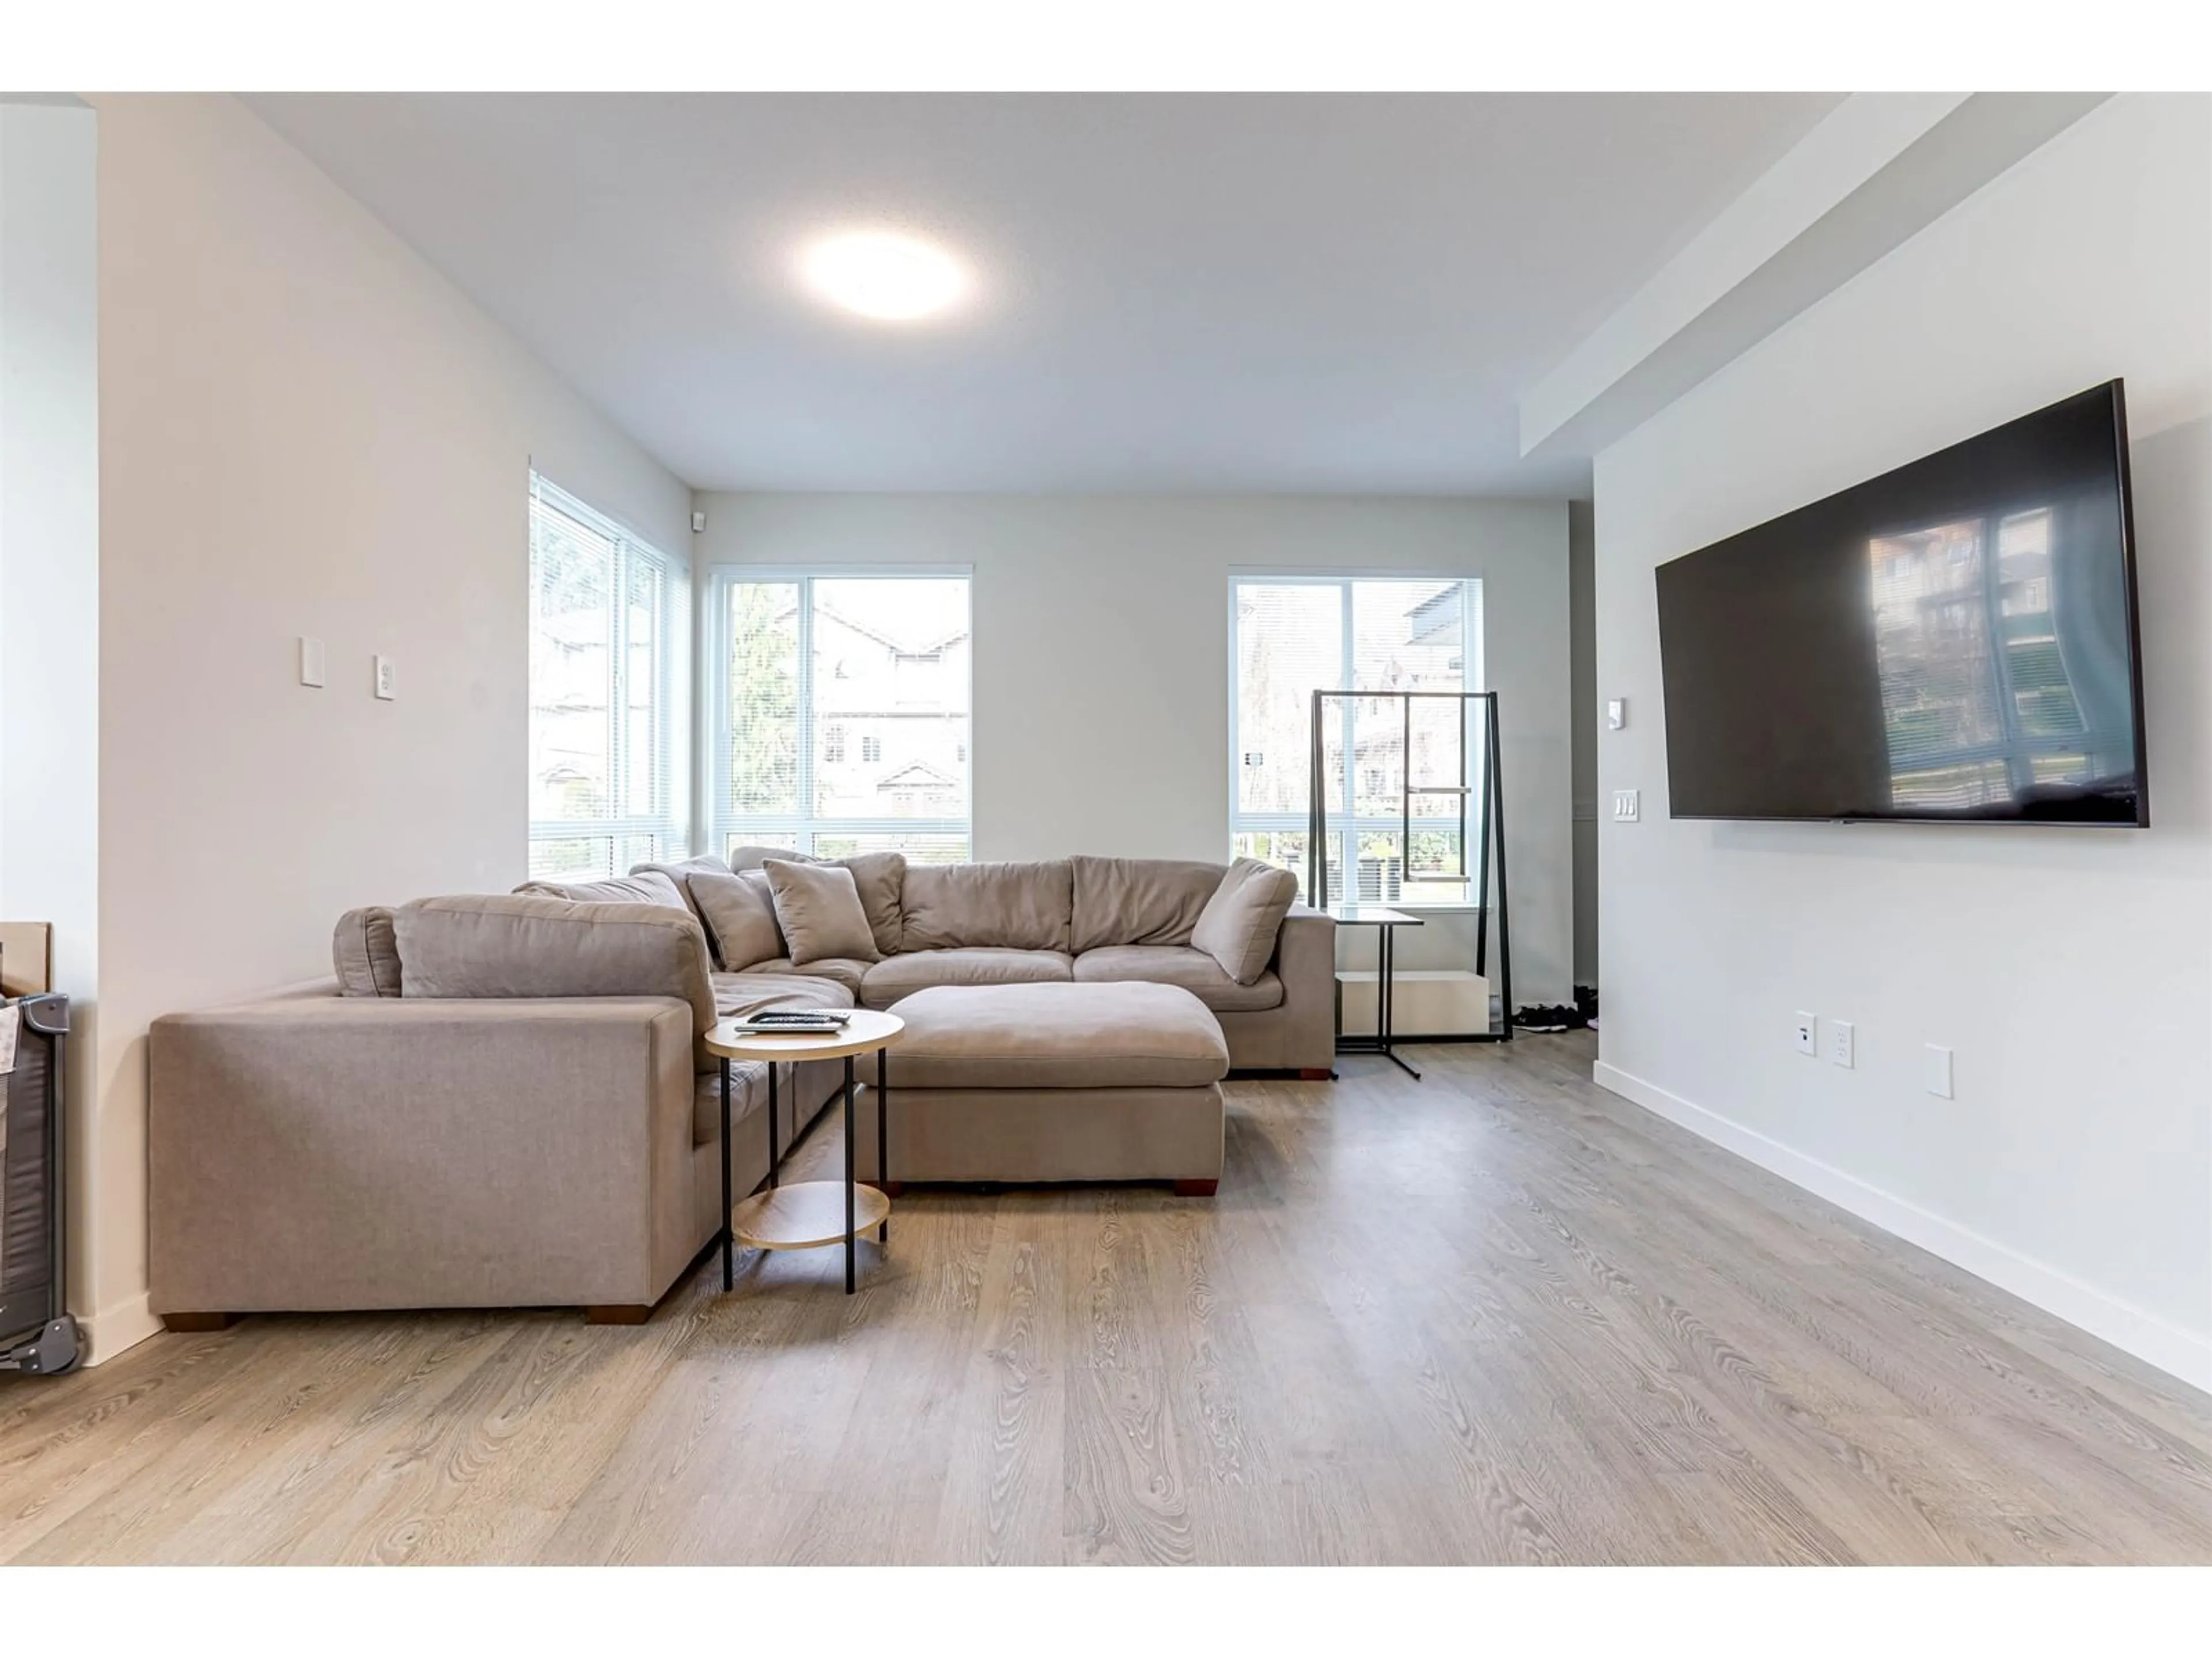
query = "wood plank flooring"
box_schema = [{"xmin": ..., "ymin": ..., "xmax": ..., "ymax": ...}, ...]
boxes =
[{"xmin": 6, "ymin": 1033, "xmax": 2209, "ymax": 1565}]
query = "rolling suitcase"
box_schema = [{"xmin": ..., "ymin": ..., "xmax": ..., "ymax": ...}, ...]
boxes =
[{"xmin": 1, "ymin": 993, "xmax": 80, "ymax": 1374}]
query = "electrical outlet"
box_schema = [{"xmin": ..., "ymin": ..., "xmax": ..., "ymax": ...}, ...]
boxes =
[
  {"xmin": 1794, "ymin": 1012, "xmax": 1817, "ymax": 1056},
  {"xmin": 1925, "ymin": 1043, "xmax": 1954, "ymax": 1099},
  {"xmin": 1826, "ymin": 1018, "xmax": 1855, "ymax": 1069},
  {"xmin": 373, "ymin": 655, "xmax": 396, "ymax": 700},
  {"xmin": 1612, "ymin": 789, "xmax": 1640, "ymax": 822}
]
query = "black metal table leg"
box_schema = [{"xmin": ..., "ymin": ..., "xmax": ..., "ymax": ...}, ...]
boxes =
[
  {"xmin": 1381, "ymin": 923, "xmax": 1390, "ymax": 1044},
  {"xmin": 877, "ymin": 1047, "xmax": 889, "ymax": 1243},
  {"xmin": 1381, "ymin": 922, "xmax": 1421, "ymax": 1079},
  {"xmin": 767, "ymin": 1059, "xmax": 779, "ymax": 1188},
  {"xmin": 843, "ymin": 1054, "xmax": 857, "ymax": 1294},
  {"xmin": 719, "ymin": 1058, "xmax": 733, "ymax": 1290}
]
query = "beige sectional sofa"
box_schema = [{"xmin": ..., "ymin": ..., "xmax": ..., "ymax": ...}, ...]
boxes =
[
  {"xmin": 696, "ymin": 850, "xmax": 1335, "ymax": 1071},
  {"xmin": 147, "ymin": 852, "xmax": 1334, "ymax": 1325}
]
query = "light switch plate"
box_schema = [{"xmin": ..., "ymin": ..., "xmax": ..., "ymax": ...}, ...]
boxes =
[
  {"xmin": 1925, "ymin": 1043, "xmax": 1955, "ymax": 1099},
  {"xmin": 1826, "ymin": 1018, "xmax": 1855, "ymax": 1069},
  {"xmin": 373, "ymin": 655, "xmax": 396, "ymax": 700},
  {"xmin": 1607, "ymin": 698, "xmax": 1627, "ymax": 730},
  {"xmin": 298, "ymin": 637, "xmax": 325, "ymax": 688},
  {"xmin": 1612, "ymin": 789, "xmax": 1639, "ymax": 822},
  {"xmin": 1794, "ymin": 1012, "xmax": 1817, "ymax": 1056}
]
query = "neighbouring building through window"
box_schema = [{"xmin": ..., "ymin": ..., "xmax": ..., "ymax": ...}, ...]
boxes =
[
  {"xmin": 710, "ymin": 570, "xmax": 972, "ymax": 862},
  {"xmin": 1229, "ymin": 575, "xmax": 1483, "ymax": 905},
  {"xmin": 527, "ymin": 474, "xmax": 688, "ymax": 879}
]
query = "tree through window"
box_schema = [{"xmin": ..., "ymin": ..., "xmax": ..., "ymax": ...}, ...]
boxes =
[{"xmin": 713, "ymin": 572, "xmax": 972, "ymax": 862}]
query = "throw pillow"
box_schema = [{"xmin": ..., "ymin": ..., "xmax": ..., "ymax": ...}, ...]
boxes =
[
  {"xmin": 761, "ymin": 859, "xmax": 882, "ymax": 965},
  {"xmin": 1190, "ymin": 857, "xmax": 1299, "ymax": 985},
  {"xmin": 688, "ymin": 868, "xmax": 786, "ymax": 971},
  {"xmin": 515, "ymin": 869, "xmax": 688, "ymax": 910},
  {"xmin": 729, "ymin": 845, "xmax": 904, "ymax": 956},
  {"xmin": 833, "ymin": 851, "xmax": 907, "ymax": 957}
]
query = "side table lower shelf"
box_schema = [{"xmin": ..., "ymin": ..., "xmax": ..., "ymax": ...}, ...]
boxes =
[{"xmin": 733, "ymin": 1181, "xmax": 891, "ymax": 1251}]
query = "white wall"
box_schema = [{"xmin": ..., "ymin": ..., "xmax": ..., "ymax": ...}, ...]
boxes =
[
  {"xmin": 82, "ymin": 94, "xmax": 692, "ymax": 1360},
  {"xmin": 1593, "ymin": 93, "xmax": 2212, "ymax": 1387},
  {"xmin": 692, "ymin": 493, "xmax": 1575, "ymax": 1004}
]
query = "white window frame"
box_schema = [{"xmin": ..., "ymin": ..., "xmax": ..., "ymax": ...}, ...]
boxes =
[
  {"xmin": 705, "ymin": 565, "xmax": 974, "ymax": 858},
  {"xmin": 527, "ymin": 472, "xmax": 690, "ymax": 877},
  {"xmin": 1227, "ymin": 571, "xmax": 1485, "ymax": 907}
]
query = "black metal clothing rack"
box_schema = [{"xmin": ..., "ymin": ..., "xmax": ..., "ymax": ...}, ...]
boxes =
[
  {"xmin": 1306, "ymin": 689, "xmax": 1513, "ymax": 1044},
  {"xmin": 1, "ymin": 993, "xmax": 80, "ymax": 1374}
]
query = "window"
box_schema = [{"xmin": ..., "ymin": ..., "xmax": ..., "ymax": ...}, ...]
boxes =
[
  {"xmin": 1229, "ymin": 575, "xmax": 1482, "ymax": 906},
  {"xmin": 709, "ymin": 570, "xmax": 971, "ymax": 862},
  {"xmin": 528, "ymin": 475, "xmax": 689, "ymax": 879}
]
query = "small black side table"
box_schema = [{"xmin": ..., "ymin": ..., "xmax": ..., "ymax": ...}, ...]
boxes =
[{"xmin": 1330, "ymin": 905, "xmax": 1425, "ymax": 1079}]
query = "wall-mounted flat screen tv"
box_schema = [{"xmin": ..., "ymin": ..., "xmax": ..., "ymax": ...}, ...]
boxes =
[{"xmin": 1654, "ymin": 380, "xmax": 2147, "ymax": 826}]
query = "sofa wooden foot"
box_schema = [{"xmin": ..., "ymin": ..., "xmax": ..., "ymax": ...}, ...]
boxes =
[
  {"xmin": 1297, "ymin": 1067, "xmax": 1334, "ymax": 1081},
  {"xmin": 1172, "ymin": 1179, "xmax": 1219, "ymax": 1198},
  {"xmin": 161, "ymin": 1311, "xmax": 238, "ymax": 1333},
  {"xmin": 584, "ymin": 1304, "xmax": 652, "ymax": 1325}
]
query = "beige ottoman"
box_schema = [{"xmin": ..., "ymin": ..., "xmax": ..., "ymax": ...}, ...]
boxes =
[{"xmin": 856, "ymin": 981, "xmax": 1229, "ymax": 1194}]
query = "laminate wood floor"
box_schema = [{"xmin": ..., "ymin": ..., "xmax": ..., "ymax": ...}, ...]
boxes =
[{"xmin": 7, "ymin": 1033, "xmax": 2210, "ymax": 1565}]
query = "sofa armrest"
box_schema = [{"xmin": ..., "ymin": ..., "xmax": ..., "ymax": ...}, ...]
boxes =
[
  {"xmin": 1273, "ymin": 906, "xmax": 1336, "ymax": 999},
  {"xmin": 1216, "ymin": 904, "xmax": 1335, "ymax": 1071},
  {"xmin": 149, "ymin": 995, "xmax": 696, "ymax": 1314}
]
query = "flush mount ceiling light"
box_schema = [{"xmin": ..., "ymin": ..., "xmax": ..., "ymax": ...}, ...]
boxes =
[{"xmin": 797, "ymin": 229, "xmax": 972, "ymax": 322}]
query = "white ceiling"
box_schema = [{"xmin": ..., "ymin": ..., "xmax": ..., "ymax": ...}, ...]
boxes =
[{"xmin": 247, "ymin": 92, "xmax": 1842, "ymax": 497}]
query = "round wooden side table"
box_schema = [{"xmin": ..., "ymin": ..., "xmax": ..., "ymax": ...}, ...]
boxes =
[{"xmin": 703, "ymin": 1009, "xmax": 904, "ymax": 1296}]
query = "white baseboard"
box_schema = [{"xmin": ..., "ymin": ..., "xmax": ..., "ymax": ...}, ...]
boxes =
[
  {"xmin": 1592, "ymin": 1060, "xmax": 2212, "ymax": 1394},
  {"xmin": 82, "ymin": 1289, "xmax": 161, "ymax": 1366}
]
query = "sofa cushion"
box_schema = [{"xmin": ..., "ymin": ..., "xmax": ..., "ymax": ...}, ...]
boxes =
[
  {"xmin": 693, "ymin": 1058, "xmax": 765, "ymax": 1149},
  {"xmin": 740, "ymin": 956, "xmax": 873, "ymax": 998},
  {"xmin": 1069, "ymin": 855, "xmax": 1226, "ymax": 953},
  {"xmin": 695, "ymin": 979, "xmax": 855, "ymax": 1145},
  {"xmin": 900, "ymin": 859, "xmax": 1073, "ymax": 953},
  {"xmin": 888, "ymin": 982, "xmax": 1228, "ymax": 1090},
  {"xmin": 514, "ymin": 869, "xmax": 688, "ymax": 910},
  {"xmin": 859, "ymin": 947, "xmax": 1074, "ymax": 1010},
  {"xmin": 1190, "ymin": 858, "xmax": 1299, "ymax": 985},
  {"xmin": 762, "ymin": 860, "xmax": 882, "ymax": 965},
  {"xmin": 730, "ymin": 846, "xmax": 906, "ymax": 956},
  {"xmin": 332, "ymin": 906, "xmax": 402, "ymax": 997},
  {"xmin": 1073, "ymin": 944, "xmax": 1285, "ymax": 1013},
  {"xmin": 689, "ymin": 869, "xmax": 785, "ymax": 971},
  {"xmin": 711, "ymin": 969, "xmax": 855, "ymax": 1018},
  {"xmin": 392, "ymin": 894, "xmax": 719, "ymax": 1069}
]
